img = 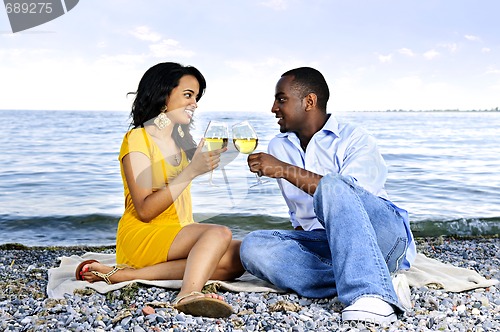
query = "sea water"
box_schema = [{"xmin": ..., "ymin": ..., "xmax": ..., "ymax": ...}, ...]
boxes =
[{"xmin": 0, "ymin": 110, "xmax": 498, "ymax": 246}]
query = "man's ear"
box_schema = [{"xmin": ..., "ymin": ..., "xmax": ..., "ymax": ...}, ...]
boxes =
[{"xmin": 304, "ymin": 93, "xmax": 317, "ymax": 112}]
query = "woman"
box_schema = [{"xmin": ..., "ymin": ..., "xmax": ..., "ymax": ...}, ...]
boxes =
[{"xmin": 76, "ymin": 62, "xmax": 244, "ymax": 318}]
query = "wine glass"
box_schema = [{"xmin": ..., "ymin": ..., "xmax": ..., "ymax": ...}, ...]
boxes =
[
  {"xmin": 232, "ymin": 120, "xmax": 268, "ymax": 187},
  {"xmin": 203, "ymin": 121, "xmax": 228, "ymax": 186}
]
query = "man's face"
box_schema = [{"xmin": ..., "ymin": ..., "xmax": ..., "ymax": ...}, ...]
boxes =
[{"xmin": 271, "ymin": 75, "xmax": 305, "ymax": 133}]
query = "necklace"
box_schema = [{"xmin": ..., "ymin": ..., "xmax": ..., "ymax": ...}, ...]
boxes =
[{"xmin": 144, "ymin": 126, "xmax": 181, "ymax": 165}]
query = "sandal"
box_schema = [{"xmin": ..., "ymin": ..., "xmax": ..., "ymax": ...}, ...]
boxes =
[
  {"xmin": 90, "ymin": 266, "xmax": 125, "ymax": 284},
  {"xmin": 75, "ymin": 259, "xmax": 98, "ymax": 281},
  {"xmin": 75, "ymin": 259, "xmax": 125, "ymax": 284},
  {"xmin": 173, "ymin": 291, "xmax": 233, "ymax": 318}
]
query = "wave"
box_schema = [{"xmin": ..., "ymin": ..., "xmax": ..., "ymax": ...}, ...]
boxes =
[
  {"xmin": 0, "ymin": 213, "xmax": 499, "ymax": 246},
  {"xmin": 410, "ymin": 217, "xmax": 500, "ymax": 237}
]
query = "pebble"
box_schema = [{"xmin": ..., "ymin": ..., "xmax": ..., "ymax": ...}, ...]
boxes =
[
  {"xmin": 0, "ymin": 237, "xmax": 499, "ymax": 331},
  {"xmin": 141, "ymin": 305, "xmax": 155, "ymax": 316}
]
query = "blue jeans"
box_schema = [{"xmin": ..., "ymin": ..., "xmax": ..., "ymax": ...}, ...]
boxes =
[{"xmin": 240, "ymin": 173, "xmax": 409, "ymax": 313}]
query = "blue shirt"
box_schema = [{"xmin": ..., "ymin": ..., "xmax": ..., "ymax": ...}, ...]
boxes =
[{"xmin": 268, "ymin": 114, "xmax": 416, "ymax": 269}]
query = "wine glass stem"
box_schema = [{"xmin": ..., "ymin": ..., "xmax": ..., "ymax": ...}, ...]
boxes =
[
  {"xmin": 208, "ymin": 170, "xmax": 214, "ymax": 185},
  {"xmin": 250, "ymin": 173, "xmax": 268, "ymax": 187}
]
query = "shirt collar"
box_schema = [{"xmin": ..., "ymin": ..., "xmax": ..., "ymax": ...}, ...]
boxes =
[{"xmin": 321, "ymin": 114, "xmax": 340, "ymax": 137}]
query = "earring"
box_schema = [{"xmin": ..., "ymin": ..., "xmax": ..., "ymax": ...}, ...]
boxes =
[
  {"xmin": 154, "ymin": 112, "xmax": 171, "ymax": 130},
  {"xmin": 177, "ymin": 125, "xmax": 185, "ymax": 138}
]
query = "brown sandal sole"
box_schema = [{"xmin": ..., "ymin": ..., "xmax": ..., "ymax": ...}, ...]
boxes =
[{"xmin": 75, "ymin": 259, "xmax": 98, "ymax": 281}]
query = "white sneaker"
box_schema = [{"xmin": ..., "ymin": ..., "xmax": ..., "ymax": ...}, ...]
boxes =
[{"xmin": 341, "ymin": 297, "xmax": 397, "ymax": 324}]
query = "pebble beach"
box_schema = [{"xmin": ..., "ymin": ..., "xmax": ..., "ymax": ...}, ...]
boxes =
[{"xmin": 1, "ymin": 236, "xmax": 499, "ymax": 332}]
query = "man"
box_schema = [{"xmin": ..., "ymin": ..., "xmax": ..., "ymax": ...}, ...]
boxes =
[{"xmin": 240, "ymin": 67, "xmax": 416, "ymax": 324}]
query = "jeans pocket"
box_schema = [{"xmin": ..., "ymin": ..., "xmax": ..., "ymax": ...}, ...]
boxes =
[{"xmin": 386, "ymin": 237, "xmax": 408, "ymax": 273}]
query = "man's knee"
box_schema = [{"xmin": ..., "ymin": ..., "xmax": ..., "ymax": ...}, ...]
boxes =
[
  {"xmin": 240, "ymin": 231, "xmax": 270, "ymax": 262},
  {"xmin": 317, "ymin": 173, "xmax": 352, "ymax": 196},
  {"xmin": 314, "ymin": 173, "xmax": 350, "ymax": 209}
]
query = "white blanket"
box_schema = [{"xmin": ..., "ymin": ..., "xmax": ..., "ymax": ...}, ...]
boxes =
[
  {"xmin": 47, "ymin": 252, "xmax": 283, "ymax": 299},
  {"xmin": 47, "ymin": 252, "xmax": 498, "ymax": 300},
  {"xmin": 398, "ymin": 252, "xmax": 498, "ymax": 292}
]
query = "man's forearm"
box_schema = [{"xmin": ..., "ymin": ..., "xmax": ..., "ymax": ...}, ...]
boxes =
[{"xmin": 282, "ymin": 164, "xmax": 323, "ymax": 195}]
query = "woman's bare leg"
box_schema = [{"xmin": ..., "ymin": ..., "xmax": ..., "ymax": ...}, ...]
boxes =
[
  {"xmin": 167, "ymin": 223, "xmax": 237, "ymax": 301},
  {"xmin": 80, "ymin": 224, "xmax": 244, "ymax": 286}
]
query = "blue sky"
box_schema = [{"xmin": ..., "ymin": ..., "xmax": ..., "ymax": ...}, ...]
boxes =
[{"xmin": 1, "ymin": 0, "xmax": 499, "ymax": 113}]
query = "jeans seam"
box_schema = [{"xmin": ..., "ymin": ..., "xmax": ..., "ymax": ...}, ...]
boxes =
[
  {"xmin": 272, "ymin": 230, "xmax": 326, "ymax": 243},
  {"xmin": 297, "ymin": 242, "xmax": 332, "ymax": 266},
  {"xmin": 349, "ymin": 185, "xmax": 392, "ymax": 295},
  {"xmin": 273, "ymin": 231, "xmax": 332, "ymax": 266},
  {"xmin": 386, "ymin": 237, "xmax": 408, "ymax": 272}
]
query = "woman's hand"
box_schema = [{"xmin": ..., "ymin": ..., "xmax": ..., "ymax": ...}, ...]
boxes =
[{"xmin": 188, "ymin": 139, "xmax": 227, "ymax": 177}]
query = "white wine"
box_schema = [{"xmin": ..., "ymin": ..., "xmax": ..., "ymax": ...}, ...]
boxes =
[
  {"xmin": 233, "ymin": 138, "xmax": 258, "ymax": 154},
  {"xmin": 205, "ymin": 137, "xmax": 228, "ymax": 150}
]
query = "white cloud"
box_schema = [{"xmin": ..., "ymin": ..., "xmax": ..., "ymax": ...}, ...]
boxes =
[
  {"xmin": 2, "ymin": 1, "xmax": 499, "ymax": 113},
  {"xmin": 130, "ymin": 26, "xmax": 162, "ymax": 42},
  {"xmin": 0, "ymin": 54, "xmax": 142, "ymax": 111},
  {"xmin": 96, "ymin": 53, "xmax": 147, "ymax": 66},
  {"xmin": 225, "ymin": 57, "xmax": 314, "ymax": 75},
  {"xmin": 423, "ymin": 49, "xmax": 440, "ymax": 60},
  {"xmin": 439, "ymin": 43, "xmax": 458, "ymax": 53},
  {"xmin": 395, "ymin": 75, "xmax": 423, "ymax": 86},
  {"xmin": 465, "ymin": 34, "xmax": 480, "ymax": 42},
  {"xmin": 226, "ymin": 60, "xmax": 260, "ymax": 75},
  {"xmin": 260, "ymin": 0, "xmax": 288, "ymax": 10},
  {"xmin": 149, "ymin": 39, "xmax": 195, "ymax": 58},
  {"xmin": 0, "ymin": 48, "xmax": 52, "ymax": 59},
  {"xmin": 398, "ymin": 48, "xmax": 415, "ymax": 57},
  {"xmin": 200, "ymin": 57, "xmax": 318, "ymax": 113},
  {"xmin": 378, "ymin": 54, "xmax": 392, "ymax": 63},
  {"xmin": 485, "ymin": 67, "xmax": 500, "ymax": 75}
]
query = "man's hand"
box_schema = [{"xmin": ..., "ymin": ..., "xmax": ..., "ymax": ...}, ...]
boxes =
[
  {"xmin": 248, "ymin": 152, "xmax": 323, "ymax": 195},
  {"xmin": 247, "ymin": 152, "xmax": 286, "ymax": 178}
]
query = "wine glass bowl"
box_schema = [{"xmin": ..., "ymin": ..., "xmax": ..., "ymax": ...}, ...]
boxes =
[
  {"xmin": 233, "ymin": 138, "xmax": 258, "ymax": 154},
  {"xmin": 203, "ymin": 121, "xmax": 228, "ymax": 185},
  {"xmin": 204, "ymin": 121, "xmax": 229, "ymax": 150},
  {"xmin": 232, "ymin": 121, "xmax": 258, "ymax": 154},
  {"xmin": 232, "ymin": 121, "xmax": 268, "ymax": 187}
]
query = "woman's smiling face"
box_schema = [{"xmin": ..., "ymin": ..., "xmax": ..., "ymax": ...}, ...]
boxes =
[{"xmin": 166, "ymin": 74, "xmax": 200, "ymax": 125}]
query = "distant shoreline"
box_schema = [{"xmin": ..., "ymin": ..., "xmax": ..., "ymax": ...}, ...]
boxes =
[
  {"xmin": 372, "ymin": 109, "xmax": 500, "ymax": 113},
  {"xmin": 0, "ymin": 109, "xmax": 499, "ymax": 113}
]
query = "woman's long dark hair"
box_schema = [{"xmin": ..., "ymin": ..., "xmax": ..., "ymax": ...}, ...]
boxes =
[{"xmin": 129, "ymin": 62, "xmax": 206, "ymax": 160}]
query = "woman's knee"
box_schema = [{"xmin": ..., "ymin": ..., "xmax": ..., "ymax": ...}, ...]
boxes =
[{"xmin": 207, "ymin": 224, "xmax": 233, "ymax": 245}]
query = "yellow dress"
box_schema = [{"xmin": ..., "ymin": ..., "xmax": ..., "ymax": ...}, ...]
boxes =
[{"xmin": 116, "ymin": 128, "xmax": 194, "ymax": 268}]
